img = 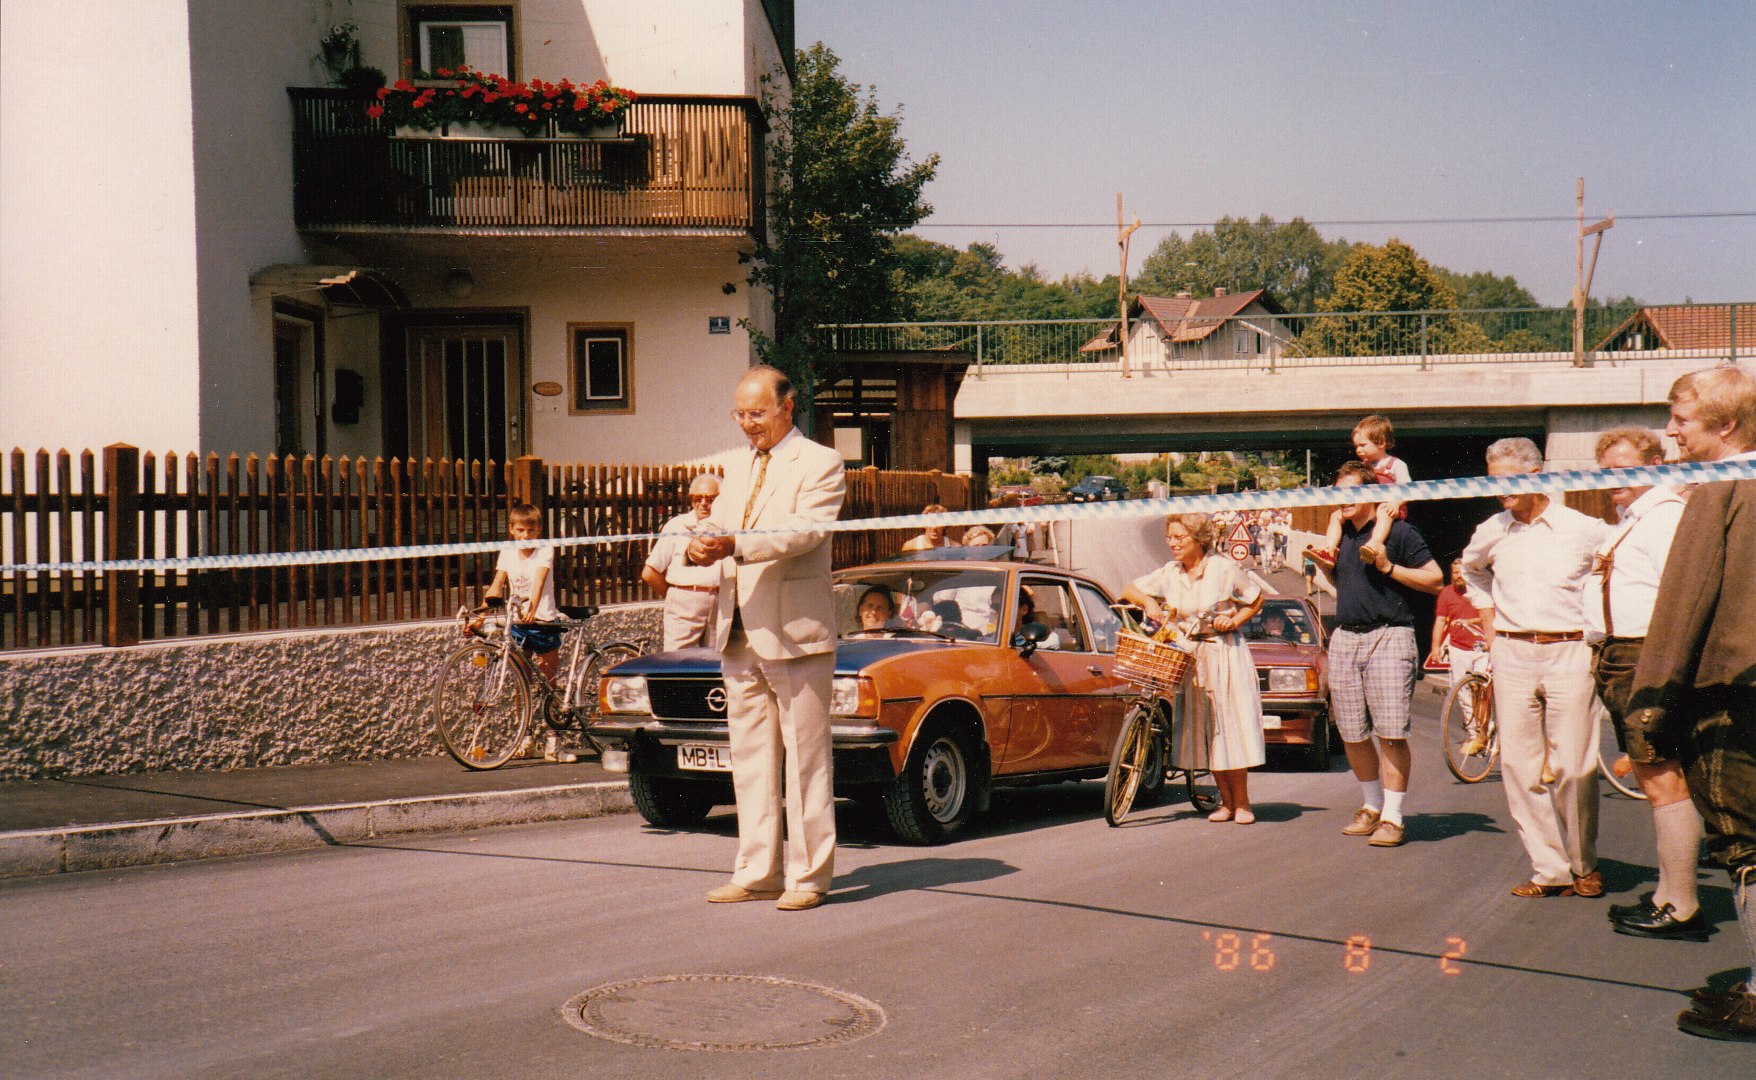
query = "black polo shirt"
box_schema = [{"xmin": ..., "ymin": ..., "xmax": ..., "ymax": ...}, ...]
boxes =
[{"xmin": 1334, "ymin": 518, "xmax": 1433, "ymax": 630}]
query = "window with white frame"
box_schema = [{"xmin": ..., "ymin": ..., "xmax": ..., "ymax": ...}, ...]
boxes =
[
  {"xmin": 1234, "ymin": 327, "xmax": 1254, "ymax": 355},
  {"xmin": 570, "ymin": 325, "xmax": 632, "ymax": 412},
  {"xmin": 409, "ymin": 5, "xmax": 512, "ymax": 75}
]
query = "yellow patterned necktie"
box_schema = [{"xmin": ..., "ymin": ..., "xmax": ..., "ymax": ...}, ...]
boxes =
[{"xmin": 740, "ymin": 450, "xmax": 770, "ymax": 529}]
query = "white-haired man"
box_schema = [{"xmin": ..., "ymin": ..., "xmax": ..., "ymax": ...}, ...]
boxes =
[
  {"xmin": 1462, "ymin": 437, "xmax": 1610, "ymax": 899},
  {"xmin": 641, "ymin": 472, "xmax": 724, "ymax": 651}
]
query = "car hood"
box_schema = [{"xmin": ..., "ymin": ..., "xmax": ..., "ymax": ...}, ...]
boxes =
[
  {"xmin": 1246, "ymin": 640, "xmax": 1322, "ymax": 664},
  {"xmin": 604, "ymin": 637, "xmax": 955, "ymax": 679}
]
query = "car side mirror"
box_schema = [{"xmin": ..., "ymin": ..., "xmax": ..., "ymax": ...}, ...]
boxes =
[{"xmin": 1012, "ymin": 621, "xmax": 1051, "ymax": 658}]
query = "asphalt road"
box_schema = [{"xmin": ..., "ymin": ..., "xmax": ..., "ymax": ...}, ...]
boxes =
[{"xmin": 3, "ymin": 694, "xmax": 1752, "ymax": 1078}]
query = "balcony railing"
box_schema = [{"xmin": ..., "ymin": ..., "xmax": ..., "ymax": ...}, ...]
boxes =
[{"xmin": 288, "ymin": 88, "xmax": 765, "ymax": 233}]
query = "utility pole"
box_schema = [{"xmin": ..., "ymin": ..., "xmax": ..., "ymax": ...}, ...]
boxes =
[
  {"xmin": 1571, "ymin": 177, "xmax": 1614, "ymax": 367},
  {"xmin": 1117, "ymin": 193, "xmax": 1141, "ymax": 378}
]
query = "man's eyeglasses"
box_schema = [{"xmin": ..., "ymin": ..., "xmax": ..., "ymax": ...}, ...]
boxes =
[
  {"xmin": 689, "ymin": 494, "xmax": 716, "ymax": 504},
  {"xmin": 730, "ymin": 408, "xmax": 776, "ymax": 424}
]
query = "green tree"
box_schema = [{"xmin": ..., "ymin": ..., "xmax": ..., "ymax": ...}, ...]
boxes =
[
  {"xmin": 746, "ymin": 43, "xmax": 939, "ymax": 415},
  {"xmin": 1133, "ymin": 216, "xmax": 1354, "ymax": 312},
  {"xmin": 1294, "ymin": 238, "xmax": 1464, "ymax": 357},
  {"xmin": 1436, "ymin": 268, "xmax": 1538, "ymax": 310}
]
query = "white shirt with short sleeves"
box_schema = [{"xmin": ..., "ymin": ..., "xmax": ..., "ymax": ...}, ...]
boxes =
[
  {"xmin": 645, "ymin": 511, "xmax": 723, "ymax": 588},
  {"xmin": 496, "ymin": 545, "xmax": 561, "ymax": 622}
]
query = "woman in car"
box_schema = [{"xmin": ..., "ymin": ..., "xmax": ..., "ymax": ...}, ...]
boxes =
[
  {"xmin": 855, "ymin": 585, "xmax": 903, "ymax": 631},
  {"xmin": 1119, "ymin": 513, "xmax": 1267, "ymax": 823}
]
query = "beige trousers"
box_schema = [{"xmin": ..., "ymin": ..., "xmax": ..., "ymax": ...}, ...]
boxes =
[
  {"xmin": 660, "ymin": 588, "xmax": 717, "ymax": 651},
  {"xmin": 721, "ymin": 638, "xmax": 836, "ymax": 894},
  {"xmin": 1491, "ymin": 637, "xmax": 1600, "ymax": 885}
]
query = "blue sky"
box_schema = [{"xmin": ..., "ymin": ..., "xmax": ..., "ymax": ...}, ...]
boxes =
[{"xmin": 797, "ymin": 0, "xmax": 1756, "ymax": 308}]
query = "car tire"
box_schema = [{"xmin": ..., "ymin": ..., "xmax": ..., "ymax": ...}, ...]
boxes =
[
  {"xmin": 629, "ymin": 770, "xmax": 720, "ymax": 827},
  {"xmin": 884, "ymin": 721, "xmax": 982, "ymax": 845}
]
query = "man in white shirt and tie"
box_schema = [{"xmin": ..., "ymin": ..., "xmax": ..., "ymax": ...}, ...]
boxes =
[
  {"xmin": 1462, "ymin": 437, "xmax": 1611, "ymax": 899},
  {"xmin": 686, "ymin": 366, "xmax": 846, "ymax": 912},
  {"xmin": 1583, "ymin": 426, "xmax": 1702, "ymax": 939}
]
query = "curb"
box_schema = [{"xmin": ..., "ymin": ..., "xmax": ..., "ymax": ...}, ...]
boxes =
[{"xmin": 0, "ymin": 779, "xmax": 634, "ymax": 880}]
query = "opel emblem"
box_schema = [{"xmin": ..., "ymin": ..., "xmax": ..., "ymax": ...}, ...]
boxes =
[{"xmin": 705, "ymin": 687, "xmax": 728, "ymax": 713}]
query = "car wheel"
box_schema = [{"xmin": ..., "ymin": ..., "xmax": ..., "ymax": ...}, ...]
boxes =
[
  {"xmin": 629, "ymin": 770, "xmax": 720, "ymax": 827},
  {"xmin": 884, "ymin": 721, "xmax": 982, "ymax": 845}
]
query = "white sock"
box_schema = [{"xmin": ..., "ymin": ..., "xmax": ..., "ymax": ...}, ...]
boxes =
[
  {"xmin": 1737, "ymin": 871, "xmax": 1756, "ymax": 993},
  {"xmin": 1359, "ymin": 779, "xmax": 1384, "ymax": 813},
  {"xmin": 1650, "ymin": 799, "xmax": 1704, "ymax": 918},
  {"xmin": 1381, "ymin": 789, "xmax": 1406, "ymax": 826}
]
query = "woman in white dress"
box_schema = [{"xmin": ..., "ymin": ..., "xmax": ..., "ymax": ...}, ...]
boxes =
[{"xmin": 1119, "ymin": 513, "xmax": 1267, "ymax": 823}]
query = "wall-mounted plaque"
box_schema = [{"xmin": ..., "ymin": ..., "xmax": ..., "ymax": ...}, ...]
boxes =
[{"xmin": 532, "ymin": 381, "xmax": 564, "ymax": 397}]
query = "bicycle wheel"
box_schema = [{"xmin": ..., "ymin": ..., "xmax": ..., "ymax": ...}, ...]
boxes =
[
  {"xmin": 565, "ymin": 640, "xmax": 644, "ymax": 723},
  {"xmin": 1441, "ymin": 673, "xmax": 1498, "ymax": 783},
  {"xmin": 1104, "ymin": 702, "xmax": 1158, "ymax": 826},
  {"xmin": 433, "ymin": 641, "xmax": 532, "ymax": 770},
  {"xmin": 1596, "ymin": 699, "xmax": 1647, "ymax": 800},
  {"xmin": 1183, "ymin": 770, "xmax": 1221, "ymax": 812}
]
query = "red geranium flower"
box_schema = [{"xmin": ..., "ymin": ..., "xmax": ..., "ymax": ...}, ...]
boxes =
[
  {"xmin": 393, "ymin": 78, "xmax": 413, "ymax": 92},
  {"xmin": 366, "ymin": 104, "xmax": 384, "ymax": 118}
]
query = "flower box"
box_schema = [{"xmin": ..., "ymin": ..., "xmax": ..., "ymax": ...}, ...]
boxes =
[{"xmin": 371, "ymin": 67, "xmax": 637, "ymax": 139}]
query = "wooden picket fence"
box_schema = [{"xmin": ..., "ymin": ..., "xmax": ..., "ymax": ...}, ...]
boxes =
[{"xmin": 0, "ymin": 446, "xmax": 981, "ymax": 652}]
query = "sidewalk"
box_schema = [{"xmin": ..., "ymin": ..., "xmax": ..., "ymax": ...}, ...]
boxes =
[{"xmin": 0, "ymin": 756, "xmax": 631, "ymax": 880}]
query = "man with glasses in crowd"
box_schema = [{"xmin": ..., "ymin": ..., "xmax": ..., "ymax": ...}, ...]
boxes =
[
  {"xmin": 686, "ymin": 366, "xmax": 847, "ymax": 912},
  {"xmin": 641, "ymin": 472, "xmax": 725, "ymax": 651}
]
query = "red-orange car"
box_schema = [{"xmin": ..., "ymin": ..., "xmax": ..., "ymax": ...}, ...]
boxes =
[
  {"xmin": 1241, "ymin": 596, "xmax": 1332, "ymax": 767},
  {"xmin": 593, "ymin": 559, "xmax": 1143, "ymax": 843}
]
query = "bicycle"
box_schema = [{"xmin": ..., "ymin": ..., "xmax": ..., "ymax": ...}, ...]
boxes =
[
  {"xmin": 1439, "ymin": 657, "xmax": 1646, "ymax": 799},
  {"xmin": 1103, "ymin": 612, "xmax": 1221, "ymax": 826},
  {"xmin": 432, "ymin": 596, "xmax": 645, "ymax": 770}
]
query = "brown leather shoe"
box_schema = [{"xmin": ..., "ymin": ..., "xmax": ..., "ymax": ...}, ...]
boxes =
[
  {"xmin": 1571, "ymin": 871, "xmax": 1604, "ymax": 898},
  {"xmin": 706, "ymin": 883, "xmax": 783, "ymax": 904},
  {"xmin": 1341, "ymin": 807, "xmax": 1382, "ymax": 836},
  {"xmin": 776, "ymin": 890, "xmax": 826, "ymax": 911},
  {"xmin": 1510, "ymin": 880, "xmax": 1573, "ymax": 898},
  {"xmin": 1367, "ymin": 820, "xmax": 1406, "ymax": 847},
  {"xmin": 1678, "ymin": 991, "xmax": 1756, "ymax": 1042}
]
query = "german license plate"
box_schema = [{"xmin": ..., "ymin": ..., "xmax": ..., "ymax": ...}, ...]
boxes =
[
  {"xmin": 1261, "ymin": 714, "xmax": 1282, "ymax": 730},
  {"xmin": 677, "ymin": 743, "xmax": 732, "ymax": 771}
]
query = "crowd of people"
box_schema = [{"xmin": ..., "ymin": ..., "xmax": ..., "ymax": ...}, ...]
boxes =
[{"xmin": 490, "ymin": 360, "xmax": 1756, "ymax": 1043}]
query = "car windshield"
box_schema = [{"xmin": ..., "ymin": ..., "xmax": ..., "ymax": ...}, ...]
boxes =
[
  {"xmin": 1243, "ymin": 598, "xmax": 1317, "ymax": 645},
  {"xmin": 833, "ymin": 568, "xmax": 1006, "ymax": 643}
]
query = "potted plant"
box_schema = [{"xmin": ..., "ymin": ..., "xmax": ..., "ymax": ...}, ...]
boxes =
[
  {"xmin": 368, "ymin": 66, "xmax": 637, "ymax": 138},
  {"xmin": 319, "ymin": 21, "xmax": 360, "ymax": 85}
]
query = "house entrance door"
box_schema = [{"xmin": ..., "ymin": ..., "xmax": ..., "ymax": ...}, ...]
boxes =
[{"xmin": 403, "ymin": 326, "xmax": 522, "ymax": 464}]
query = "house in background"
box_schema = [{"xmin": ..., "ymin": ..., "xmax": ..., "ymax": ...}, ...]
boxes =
[
  {"xmin": 1, "ymin": 1, "xmax": 792, "ymax": 467},
  {"xmin": 1079, "ymin": 289, "xmax": 1291, "ymax": 370},
  {"xmin": 1593, "ymin": 303, "xmax": 1755, "ymax": 357}
]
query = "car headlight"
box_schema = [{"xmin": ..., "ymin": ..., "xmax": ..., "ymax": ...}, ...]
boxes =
[
  {"xmin": 599, "ymin": 675, "xmax": 651, "ymax": 715},
  {"xmin": 1266, "ymin": 667, "xmax": 1317, "ymax": 693},
  {"xmin": 830, "ymin": 675, "xmax": 880, "ymax": 719}
]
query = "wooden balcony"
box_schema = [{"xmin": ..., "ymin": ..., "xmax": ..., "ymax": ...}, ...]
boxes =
[{"xmin": 288, "ymin": 89, "xmax": 765, "ymax": 234}]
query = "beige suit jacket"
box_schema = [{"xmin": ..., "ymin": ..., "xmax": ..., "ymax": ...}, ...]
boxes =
[{"xmin": 703, "ymin": 427, "xmax": 847, "ymax": 660}]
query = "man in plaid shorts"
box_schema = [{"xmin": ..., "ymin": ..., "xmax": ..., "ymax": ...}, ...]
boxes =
[{"xmin": 1329, "ymin": 462, "xmax": 1443, "ymax": 847}]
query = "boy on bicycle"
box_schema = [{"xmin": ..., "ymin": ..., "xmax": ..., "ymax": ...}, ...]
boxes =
[{"xmin": 484, "ymin": 502, "xmax": 564, "ymax": 687}]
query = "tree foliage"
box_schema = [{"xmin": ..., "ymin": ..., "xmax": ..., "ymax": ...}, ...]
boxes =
[
  {"xmin": 746, "ymin": 43, "xmax": 939, "ymax": 407},
  {"xmin": 1132, "ymin": 216, "xmax": 1353, "ymax": 313},
  {"xmin": 892, "ymin": 235, "xmax": 1116, "ymax": 322}
]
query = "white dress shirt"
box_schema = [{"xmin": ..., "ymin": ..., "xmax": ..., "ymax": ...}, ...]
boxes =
[
  {"xmin": 645, "ymin": 510, "xmax": 723, "ymax": 587},
  {"xmin": 1581, "ymin": 486, "xmax": 1685, "ymax": 641},
  {"xmin": 1461, "ymin": 500, "xmax": 1610, "ymax": 633}
]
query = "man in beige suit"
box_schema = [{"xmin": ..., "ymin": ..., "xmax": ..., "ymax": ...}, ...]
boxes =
[{"xmin": 686, "ymin": 366, "xmax": 846, "ymax": 911}]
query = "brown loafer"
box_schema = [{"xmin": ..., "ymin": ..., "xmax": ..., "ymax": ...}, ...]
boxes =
[
  {"xmin": 1510, "ymin": 881, "xmax": 1573, "ymax": 898},
  {"xmin": 1367, "ymin": 820, "xmax": 1406, "ymax": 847},
  {"xmin": 1571, "ymin": 871, "xmax": 1604, "ymax": 898},
  {"xmin": 776, "ymin": 890, "xmax": 826, "ymax": 911},
  {"xmin": 1341, "ymin": 807, "xmax": 1382, "ymax": 836},
  {"xmin": 706, "ymin": 883, "xmax": 783, "ymax": 904}
]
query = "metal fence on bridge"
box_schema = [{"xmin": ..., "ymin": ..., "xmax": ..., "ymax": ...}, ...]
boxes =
[{"xmin": 824, "ymin": 302, "xmax": 1752, "ymax": 374}]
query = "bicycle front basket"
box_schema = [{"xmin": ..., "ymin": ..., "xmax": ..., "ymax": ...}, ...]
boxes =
[{"xmin": 1113, "ymin": 631, "xmax": 1195, "ymax": 693}]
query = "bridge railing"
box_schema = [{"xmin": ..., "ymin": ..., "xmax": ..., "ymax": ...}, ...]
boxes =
[{"xmin": 823, "ymin": 302, "xmax": 1753, "ymax": 374}]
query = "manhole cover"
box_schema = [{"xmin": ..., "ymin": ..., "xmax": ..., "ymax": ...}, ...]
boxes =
[{"xmin": 561, "ymin": 973, "xmax": 886, "ymax": 1052}]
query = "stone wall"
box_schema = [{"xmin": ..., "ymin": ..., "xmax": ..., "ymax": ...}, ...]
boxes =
[{"xmin": 0, "ymin": 604, "xmax": 661, "ymax": 781}]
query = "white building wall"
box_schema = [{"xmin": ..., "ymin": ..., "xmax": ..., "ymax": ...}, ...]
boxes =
[
  {"xmin": 582, "ymin": 0, "xmax": 749, "ymax": 93},
  {"xmin": 0, "ymin": 2, "xmax": 202, "ymax": 456},
  {"xmin": 189, "ymin": 0, "xmax": 336, "ymax": 455}
]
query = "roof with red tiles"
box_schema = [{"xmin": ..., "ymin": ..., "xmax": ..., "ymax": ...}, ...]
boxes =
[
  {"xmin": 1594, "ymin": 303, "xmax": 1756, "ymax": 352},
  {"xmin": 1079, "ymin": 290, "xmax": 1284, "ymax": 352}
]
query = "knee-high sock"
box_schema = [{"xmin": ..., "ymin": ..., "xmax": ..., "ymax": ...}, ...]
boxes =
[{"xmin": 1650, "ymin": 799, "xmax": 1704, "ymax": 916}]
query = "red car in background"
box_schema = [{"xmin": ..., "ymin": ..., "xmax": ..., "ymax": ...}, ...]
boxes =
[
  {"xmin": 991, "ymin": 484, "xmax": 1045, "ymax": 507},
  {"xmin": 1241, "ymin": 596, "xmax": 1332, "ymax": 767}
]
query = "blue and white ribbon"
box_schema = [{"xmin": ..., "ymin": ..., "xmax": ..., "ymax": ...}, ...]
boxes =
[{"xmin": 5, "ymin": 459, "xmax": 1756, "ymax": 575}]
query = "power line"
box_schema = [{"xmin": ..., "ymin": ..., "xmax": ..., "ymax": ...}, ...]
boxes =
[{"xmin": 900, "ymin": 211, "xmax": 1756, "ymax": 229}]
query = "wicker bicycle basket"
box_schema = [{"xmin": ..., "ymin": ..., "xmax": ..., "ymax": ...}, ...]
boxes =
[{"xmin": 1113, "ymin": 631, "xmax": 1195, "ymax": 693}]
